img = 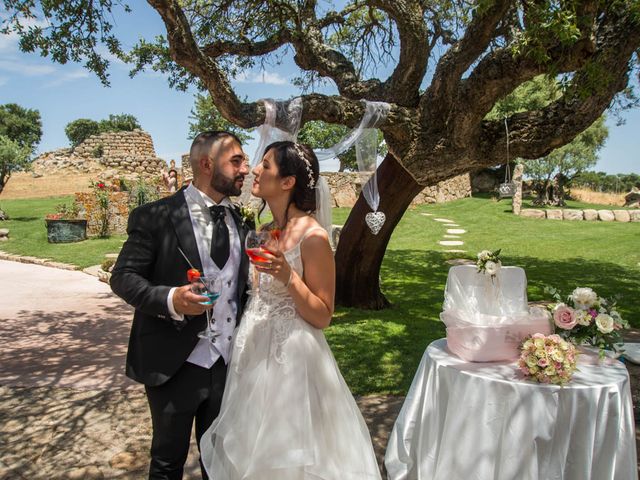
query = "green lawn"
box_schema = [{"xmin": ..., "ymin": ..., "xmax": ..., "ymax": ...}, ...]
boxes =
[
  {"xmin": 327, "ymin": 197, "xmax": 639, "ymax": 394},
  {"xmin": 1, "ymin": 195, "xmax": 638, "ymax": 395},
  {"xmin": 0, "ymin": 196, "xmax": 126, "ymax": 268}
]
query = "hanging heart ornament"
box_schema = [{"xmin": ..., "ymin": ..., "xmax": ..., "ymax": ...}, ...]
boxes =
[{"xmin": 365, "ymin": 211, "xmax": 386, "ymax": 235}]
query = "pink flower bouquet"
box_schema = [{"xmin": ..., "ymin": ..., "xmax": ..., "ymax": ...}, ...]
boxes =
[
  {"xmin": 518, "ymin": 334, "xmax": 578, "ymax": 385},
  {"xmin": 545, "ymin": 286, "xmax": 628, "ymax": 359}
]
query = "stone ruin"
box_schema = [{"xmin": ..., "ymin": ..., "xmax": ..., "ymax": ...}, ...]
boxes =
[
  {"xmin": 31, "ymin": 129, "xmax": 167, "ymax": 181},
  {"xmin": 624, "ymin": 187, "xmax": 640, "ymax": 208}
]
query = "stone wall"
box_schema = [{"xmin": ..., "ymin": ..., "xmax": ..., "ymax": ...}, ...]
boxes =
[
  {"xmin": 32, "ymin": 129, "xmax": 166, "ymax": 177},
  {"xmin": 32, "ymin": 148, "xmax": 104, "ymax": 174},
  {"xmin": 181, "ymin": 154, "xmax": 193, "ymax": 182},
  {"xmin": 519, "ymin": 208, "xmax": 640, "ymax": 222},
  {"xmin": 321, "ymin": 172, "xmax": 472, "ymax": 207},
  {"xmin": 75, "ymin": 192, "xmax": 130, "ymax": 236}
]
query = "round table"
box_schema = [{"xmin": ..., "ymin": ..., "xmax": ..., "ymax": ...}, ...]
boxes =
[{"xmin": 385, "ymin": 339, "xmax": 637, "ymax": 480}]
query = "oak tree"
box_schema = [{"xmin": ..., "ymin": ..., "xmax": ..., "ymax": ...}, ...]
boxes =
[{"xmin": 4, "ymin": 0, "xmax": 639, "ymax": 307}]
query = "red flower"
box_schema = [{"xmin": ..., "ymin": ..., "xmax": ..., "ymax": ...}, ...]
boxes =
[
  {"xmin": 97, "ymin": 182, "xmax": 105, "ymax": 189},
  {"xmin": 187, "ymin": 268, "xmax": 201, "ymax": 282}
]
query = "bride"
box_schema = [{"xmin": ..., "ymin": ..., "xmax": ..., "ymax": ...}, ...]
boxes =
[{"xmin": 200, "ymin": 141, "xmax": 382, "ymax": 479}]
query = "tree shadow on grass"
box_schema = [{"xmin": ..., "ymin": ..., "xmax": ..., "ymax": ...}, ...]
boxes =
[
  {"xmin": 329, "ymin": 249, "xmax": 640, "ymax": 397},
  {"xmin": 8, "ymin": 216, "xmax": 41, "ymax": 222}
]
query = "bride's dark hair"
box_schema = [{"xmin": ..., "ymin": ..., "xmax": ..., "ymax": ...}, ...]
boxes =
[{"xmin": 258, "ymin": 141, "xmax": 320, "ymax": 227}]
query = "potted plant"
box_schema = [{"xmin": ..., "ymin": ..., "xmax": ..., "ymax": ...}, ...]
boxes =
[{"xmin": 45, "ymin": 201, "xmax": 87, "ymax": 243}]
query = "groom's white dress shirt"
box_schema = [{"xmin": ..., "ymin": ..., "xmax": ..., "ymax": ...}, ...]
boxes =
[{"xmin": 166, "ymin": 183, "xmax": 241, "ymax": 368}]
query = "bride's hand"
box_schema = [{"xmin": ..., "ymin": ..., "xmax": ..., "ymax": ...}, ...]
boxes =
[{"xmin": 253, "ymin": 247, "xmax": 292, "ymax": 285}]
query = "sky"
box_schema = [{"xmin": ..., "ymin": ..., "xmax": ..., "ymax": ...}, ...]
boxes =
[{"xmin": 0, "ymin": 4, "xmax": 638, "ymax": 175}]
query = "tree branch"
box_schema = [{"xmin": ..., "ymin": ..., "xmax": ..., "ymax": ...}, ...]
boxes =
[
  {"xmin": 201, "ymin": 31, "xmax": 292, "ymax": 58},
  {"xmin": 423, "ymin": 0, "xmax": 511, "ymax": 111},
  {"xmin": 369, "ymin": 0, "xmax": 430, "ymax": 106},
  {"xmin": 146, "ymin": 0, "xmax": 260, "ymax": 126}
]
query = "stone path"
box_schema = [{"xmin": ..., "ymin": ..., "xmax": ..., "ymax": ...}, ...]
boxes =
[{"xmin": 428, "ymin": 214, "xmax": 468, "ymax": 251}]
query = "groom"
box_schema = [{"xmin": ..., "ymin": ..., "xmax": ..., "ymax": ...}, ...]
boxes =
[{"xmin": 111, "ymin": 131, "xmax": 251, "ymax": 479}]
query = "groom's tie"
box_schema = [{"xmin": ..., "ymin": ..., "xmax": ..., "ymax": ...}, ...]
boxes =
[{"xmin": 209, "ymin": 205, "xmax": 230, "ymax": 269}]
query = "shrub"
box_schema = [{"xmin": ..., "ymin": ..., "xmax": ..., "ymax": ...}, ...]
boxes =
[
  {"xmin": 100, "ymin": 258, "xmax": 115, "ymax": 272},
  {"xmin": 46, "ymin": 201, "xmax": 81, "ymax": 220},
  {"xmin": 99, "ymin": 114, "xmax": 141, "ymax": 132},
  {"xmin": 91, "ymin": 180, "xmax": 110, "ymax": 237},
  {"xmin": 65, "ymin": 119, "xmax": 101, "ymax": 147},
  {"xmin": 129, "ymin": 177, "xmax": 160, "ymax": 210}
]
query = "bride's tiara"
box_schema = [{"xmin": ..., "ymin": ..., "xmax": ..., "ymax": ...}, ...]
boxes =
[{"xmin": 293, "ymin": 143, "xmax": 316, "ymax": 189}]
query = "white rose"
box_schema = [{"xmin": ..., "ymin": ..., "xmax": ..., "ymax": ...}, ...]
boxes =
[
  {"xmin": 575, "ymin": 309, "xmax": 591, "ymax": 326},
  {"xmin": 595, "ymin": 313, "xmax": 614, "ymax": 334},
  {"xmin": 485, "ymin": 260, "xmax": 501, "ymax": 276},
  {"xmin": 571, "ymin": 287, "xmax": 598, "ymax": 310},
  {"xmin": 477, "ymin": 250, "xmax": 492, "ymax": 261}
]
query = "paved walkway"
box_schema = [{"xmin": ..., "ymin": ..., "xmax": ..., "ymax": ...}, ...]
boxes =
[{"xmin": 0, "ymin": 259, "xmax": 402, "ymax": 479}]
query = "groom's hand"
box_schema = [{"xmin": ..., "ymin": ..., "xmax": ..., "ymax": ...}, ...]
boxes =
[{"xmin": 172, "ymin": 285, "xmax": 212, "ymax": 316}]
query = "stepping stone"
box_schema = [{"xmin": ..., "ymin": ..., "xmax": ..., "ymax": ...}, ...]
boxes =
[
  {"xmin": 434, "ymin": 218, "xmax": 455, "ymax": 223},
  {"xmin": 446, "ymin": 228, "xmax": 466, "ymax": 234},
  {"xmin": 444, "ymin": 249, "xmax": 467, "ymax": 253},
  {"xmin": 439, "ymin": 240, "xmax": 464, "ymax": 246},
  {"xmin": 444, "ymin": 223, "xmax": 459, "ymax": 227},
  {"xmin": 83, "ymin": 265, "xmax": 102, "ymax": 277},
  {"xmin": 443, "ymin": 234, "xmax": 461, "ymax": 239},
  {"xmin": 420, "ymin": 213, "xmax": 433, "ymax": 216}
]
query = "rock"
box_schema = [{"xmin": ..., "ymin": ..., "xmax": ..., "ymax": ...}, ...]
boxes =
[
  {"xmin": 520, "ymin": 209, "xmax": 546, "ymax": 219},
  {"xmin": 546, "ymin": 209, "xmax": 563, "ymax": 220},
  {"xmin": 583, "ymin": 209, "xmax": 598, "ymax": 221},
  {"xmin": 511, "ymin": 164, "xmax": 524, "ymax": 215},
  {"xmin": 66, "ymin": 466, "xmax": 104, "ymax": 480},
  {"xmin": 562, "ymin": 210, "xmax": 584, "ymax": 221},
  {"xmin": 0, "ymin": 228, "xmax": 9, "ymax": 236},
  {"xmin": 598, "ymin": 210, "xmax": 615, "ymax": 222},
  {"xmin": 0, "ymin": 209, "xmax": 8, "ymax": 221},
  {"xmin": 630, "ymin": 210, "xmax": 640, "ymax": 222},
  {"xmin": 613, "ymin": 210, "xmax": 631, "ymax": 222},
  {"xmin": 109, "ymin": 451, "xmax": 146, "ymax": 471},
  {"xmin": 97, "ymin": 270, "xmax": 112, "ymax": 284},
  {"xmin": 624, "ymin": 188, "xmax": 640, "ymax": 208}
]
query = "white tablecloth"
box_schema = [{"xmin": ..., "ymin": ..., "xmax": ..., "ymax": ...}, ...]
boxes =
[{"xmin": 385, "ymin": 339, "xmax": 637, "ymax": 480}]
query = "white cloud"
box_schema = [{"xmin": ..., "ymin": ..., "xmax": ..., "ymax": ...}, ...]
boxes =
[
  {"xmin": 43, "ymin": 69, "xmax": 90, "ymax": 87},
  {"xmin": 0, "ymin": 58, "xmax": 56, "ymax": 76},
  {"xmin": 234, "ymin": 70, "xmax": 290, "ymax": 86},
  {"xmin": 0, "ymin": 31, "xmax": 19, "ymax": 52}
]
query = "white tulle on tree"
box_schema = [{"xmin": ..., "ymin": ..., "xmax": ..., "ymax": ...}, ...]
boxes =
[{"xmin": 252, "ymin": 98, "xmax": 390, "ymax": 234}]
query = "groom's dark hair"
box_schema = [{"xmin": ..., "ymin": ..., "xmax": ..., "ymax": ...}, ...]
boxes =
[{"xmin": 189, "ymin": 130, "xmax": 242, "ymax": 176}]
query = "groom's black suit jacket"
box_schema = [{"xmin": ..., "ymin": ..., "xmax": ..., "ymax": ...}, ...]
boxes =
[{"xmin": 111, "ymin": 187, "xmax": 249, "ymax": 387}]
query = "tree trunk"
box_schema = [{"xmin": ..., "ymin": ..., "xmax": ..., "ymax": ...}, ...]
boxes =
[{"xmin": 334, "ymin": 153, "xmax": 424, "ymax": 309}]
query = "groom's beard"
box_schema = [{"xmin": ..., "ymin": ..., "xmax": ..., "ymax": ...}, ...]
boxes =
[{"xmin": 212, "ymin": 171, "xmax": 244, "ymax": 197}]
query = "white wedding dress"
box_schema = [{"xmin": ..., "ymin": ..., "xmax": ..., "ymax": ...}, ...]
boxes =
[{"xmin": 200, "ymin": 228, "xmax": 382, "ymax": 480}]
